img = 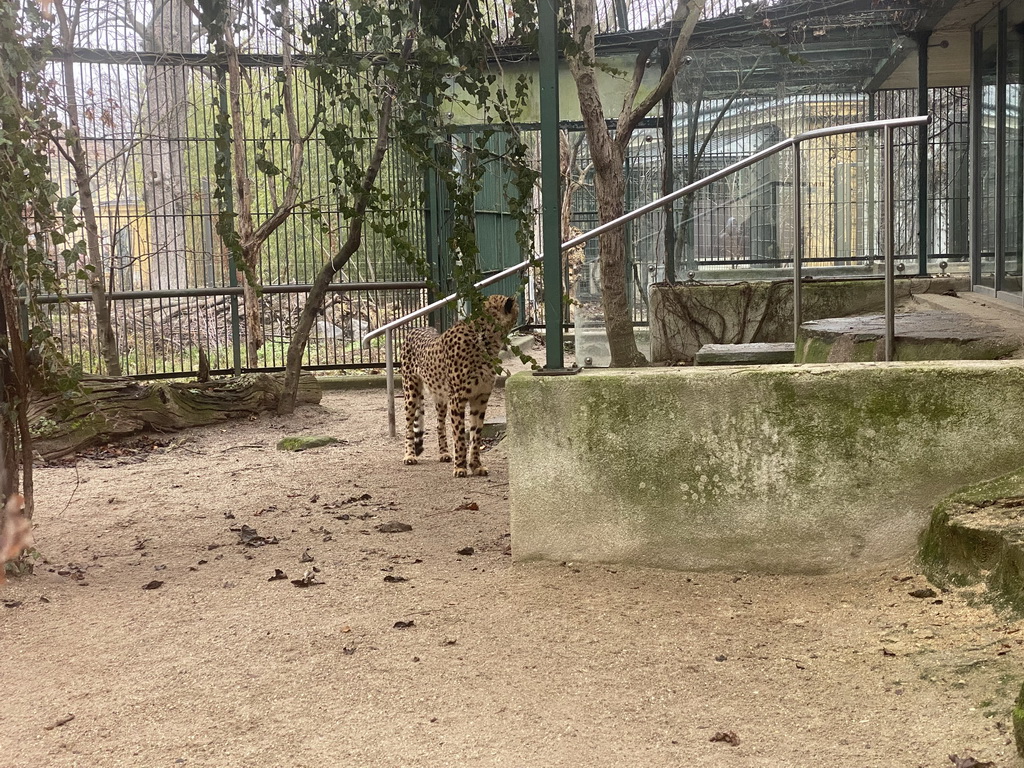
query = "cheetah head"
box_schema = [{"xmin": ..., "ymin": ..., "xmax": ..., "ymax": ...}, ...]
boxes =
[{"xmin": 482, "ymin": 294, "xmax": 519, "ymax": 333}]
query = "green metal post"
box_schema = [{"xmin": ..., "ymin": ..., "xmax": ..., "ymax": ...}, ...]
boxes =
[
  {"xmin": 218, "ymin": 67, "xmax": 243, "ymax": 376},
  {"xmin": 539, "ymin": 0, "xmax": 564, "ymax": 369}
]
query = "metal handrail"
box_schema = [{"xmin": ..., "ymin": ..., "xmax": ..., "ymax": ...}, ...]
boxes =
[{"xmin": 364, "ymin": 114, "xmax": 931, "ymax": 436}]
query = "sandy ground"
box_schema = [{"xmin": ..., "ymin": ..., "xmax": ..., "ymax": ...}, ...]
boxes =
[{"xmin": 1, "ymin": 384, "xmax": 1023, "ymax": 768}]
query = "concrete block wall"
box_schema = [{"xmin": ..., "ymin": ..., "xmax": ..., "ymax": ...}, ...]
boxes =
[{"xmin": 506, "ymin": 361, "xmax": 1024, "ymax": 573}]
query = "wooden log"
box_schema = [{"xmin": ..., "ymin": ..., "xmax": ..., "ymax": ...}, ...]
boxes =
[{"xmin": 29, "ymin": 372, "xmax": 321, "ymax": 460}]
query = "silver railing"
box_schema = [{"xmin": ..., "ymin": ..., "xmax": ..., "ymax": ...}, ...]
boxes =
[{"xmin": 363, "ymin": 114, "xmax": 931, "ymax": 436}]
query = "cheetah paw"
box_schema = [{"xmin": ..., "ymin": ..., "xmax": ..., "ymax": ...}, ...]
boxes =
[
  {"xmin": 471, "ymin": 466, "xmax": 489, "ymax": 477},
  {"xmin": 439, "ymin": 453, "xmax": 452, "ymax": 463},
  {"xmin": 403, "ymin": 456, "xmax": 418, "ymax": 465},
  {"xmin": 452, "ymin": 467, "xmax": 468, "ymax": 478}
]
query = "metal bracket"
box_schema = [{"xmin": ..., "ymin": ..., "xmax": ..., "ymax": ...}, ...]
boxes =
[{"xmin": 532, "ymin": 366, "xmax": 583, "ymax": 376}]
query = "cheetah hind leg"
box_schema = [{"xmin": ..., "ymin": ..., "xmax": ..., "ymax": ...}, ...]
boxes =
[
  {"xmin": 449, "ymin": 395, "xmax": 469, "ymax": 477},
  {"xmin": 403, "ymin": 376, "xmax": 425, "ymax": 465}
]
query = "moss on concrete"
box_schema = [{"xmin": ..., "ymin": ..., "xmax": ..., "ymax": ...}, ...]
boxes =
[{"xmin": 507, "ymin": 361, "xmax": 1024, "ymax": 573}]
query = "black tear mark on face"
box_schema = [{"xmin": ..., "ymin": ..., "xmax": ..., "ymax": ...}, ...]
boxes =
[{"xmin": 503, "ymin": 296, "xmax": 515, "ymax": 314}]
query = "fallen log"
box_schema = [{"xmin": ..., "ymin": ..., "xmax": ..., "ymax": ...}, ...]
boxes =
[{"xmin": 29, "ymin": 372, "xmax": 322, "ymax": 460}]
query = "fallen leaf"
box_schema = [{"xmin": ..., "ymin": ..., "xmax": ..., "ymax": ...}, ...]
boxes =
[
  {"xmin": 949, "ymin": 755, "xmax": 996, "ymax": 768},
  {"xmin": 376, "ymin": 521, "xmax": 412, "ymax": 533},
  {"xmin": 291, "ymin": 570, "xmax": 322, "ymax": 588},
  {"xmin": 44, "ymin": 713, "xmax": 75, "ymax": 731},
  {"xmin": 142, "ymin": 580, "xmax": 164, "ymax": 590},
  {"xmin": 383, "ymin": 575, "xmax": 408, "ymax": 583},
  {"xmin": 456, "ymin": 502, "xmax": 479, "ymax": 511},
  {"xmin": 234, "ymin": 524, "xmax": 279, "ymax": 547},
  {"xmin": 456, "ymin": 546, "xmax": 474, "ymax": 556},
  {"xmin": 299, "ymin": 549, "xmax": 314, "ymax": 563},
  {"xmin": 710, "ymin": 731, "xmax": 740, "ymax": 746},
  {"xmin": 909, "ymin": 588, "xmax": 938, "ymax": 599},
  {"xmin": 882, "ymin": 648, "xmax": 896, "ymax": 657},
  {"xmin": 393, "ymin": 620, "xmax": 415, "ymax": 629},
  {"xmin": 268, "ymin": 569, "xmax": 288, "ymax": 581}
]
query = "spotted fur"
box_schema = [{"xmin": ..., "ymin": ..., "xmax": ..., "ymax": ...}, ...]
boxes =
[{"xmin": 401, "ymin": 294, "xmax": 519, "ymax": 477}]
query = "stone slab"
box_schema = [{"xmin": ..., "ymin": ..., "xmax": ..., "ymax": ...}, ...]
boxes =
[{"xmin": 695, "ymin": 342, "xmax": 795, "ymax": 366}]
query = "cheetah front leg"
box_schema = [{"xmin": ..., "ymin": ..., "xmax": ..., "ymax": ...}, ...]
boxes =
[
  {"xmin": 449, "ymin": 395, "xmax": 470, "ymax": 477},
  {"xmin": 467, "ymin": 391, "xmax": 491, "ymax": 476},
  {"xmin": 403, "ymin": 375, "xmax": 425, "ymax": 464},
  {"xmin": 434, "ymin": 398, "xmax": 451, "ymax": 463}
]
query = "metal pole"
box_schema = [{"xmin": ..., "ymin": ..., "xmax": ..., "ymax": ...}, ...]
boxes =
[
  {"xmin": 792, "ymin": 141, "xmax": 802, "ymax": 346},
  {"xmin": 363, "ymin": 116, "xmax": 931, "ymax": 350},
  {"xmin": 661, "ymin": 44, "xmax": 676, "ymax": 285},
  {"xmin": 539, "ymin": 0, "xmax": 564, "ymax": 370},
  {"xmin": 385, "ymin": 328, "xmax": 396, "ymax": 438},
  {"xmin": 916, "ymin": 31, "xmax": 931, "ymax": 277},
  {"xmin": 884, "ymin": 124, "xmax": 895, "ymax": 361}
]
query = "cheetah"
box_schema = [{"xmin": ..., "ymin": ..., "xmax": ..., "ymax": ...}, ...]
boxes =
[{"xmin": 401, "ymin": 294, "xmax": 519, "ymax": 477}]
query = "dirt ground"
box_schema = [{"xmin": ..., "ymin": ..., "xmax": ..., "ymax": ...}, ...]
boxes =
[{"xmin": 2, "ymin": 384, "xmax": 1023, "ymax": 768}]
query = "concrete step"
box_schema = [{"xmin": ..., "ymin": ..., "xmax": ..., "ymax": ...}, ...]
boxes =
[{"xmin": 694, "ymin": 342, "xmax": 795, "ymax": 366}]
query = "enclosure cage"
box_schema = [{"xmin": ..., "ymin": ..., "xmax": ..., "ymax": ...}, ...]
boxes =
[{"xmin": 30, "ymin": 0, "xmax": 971, "ymax": 378}]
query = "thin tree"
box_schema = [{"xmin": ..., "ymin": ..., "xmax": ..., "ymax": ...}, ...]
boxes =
[
  {"xmin": 52, "ymin": 0, "xmax": 122, "ymax": 376},
  {"xmin": 565, "ymin": 0, "xmax": 706, "ymax": 366}
]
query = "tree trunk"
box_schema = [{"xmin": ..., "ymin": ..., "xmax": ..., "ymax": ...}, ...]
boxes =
[
  {"xmin": 0, "ymin": 262, "xmax": 34, "ymax": 514},
  {"xmin": 55, "ymin": 0, "xmax": 122, "ymax": 377},
  {"xmin": 241, "ymin": 261, "xmax": 263, "ymax": 368},
  {"xmin": 139, "ymin": 0, "xmax": 192, "ymax": 290},
  {"xmin": 30, "ymin": 372, "xmax": 321, "ymax": 460},
  {"xmin": 593, "ymin": 159, "xmax": 647, "ymax": 366},
  {"xmin": 0, "ymin": 270, "xmax": 20, "ymax": 502},
  {"xmin": 566, "ymin": 0, "xmax": 705, "ymax": 366}
]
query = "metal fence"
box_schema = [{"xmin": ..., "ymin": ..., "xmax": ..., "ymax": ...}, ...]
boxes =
[
  {"xmin": 558, "ymin": 87, "xmax": 969, "ymax": 325},
  {"xmin": 38, "ymin": 0, "xmax": 970, "ymax": 376}
]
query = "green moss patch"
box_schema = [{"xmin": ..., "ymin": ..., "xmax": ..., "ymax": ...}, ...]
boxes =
[{"xmin": 276, "ymin": 435, "xmax": 339, "ymax": 452}]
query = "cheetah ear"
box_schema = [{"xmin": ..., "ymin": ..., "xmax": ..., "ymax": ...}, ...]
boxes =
[{"xmin": 503, "ymin": 296, "xmax": 516, "ymax": 314}]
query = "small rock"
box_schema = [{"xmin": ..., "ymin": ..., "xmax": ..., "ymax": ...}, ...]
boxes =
[
  {"xmin": 909, "ymin": 587, "xmax": 938, "ymax": 599},
  {"xmin": 142, "ymin": 580, "xmax": 163, "ymax": 590},
  {"xmin": 456, "ymin": 546, "xmax": 474, "ymax": 556}
]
